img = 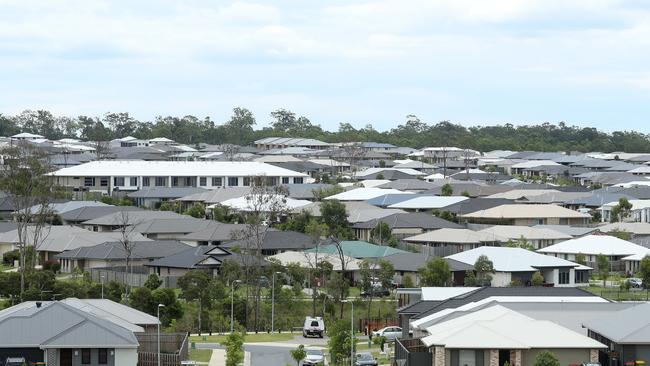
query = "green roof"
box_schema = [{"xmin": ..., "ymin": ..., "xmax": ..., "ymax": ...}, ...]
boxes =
[{"xmin": 305, "ymin": 240, "xmax": 407, "ymax": 259}]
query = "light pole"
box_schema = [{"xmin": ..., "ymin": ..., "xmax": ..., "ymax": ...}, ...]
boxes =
[
  {"xmin": 157, "ymin": 304, "xmax": 165, "ymax": 366},
  {"xmin": 343, "ymin": 299, "xmax": 355, "ymax": 366},
  {"xmin": 101, "ymin": 275, "xmax": 105, "ymax": 299},
  {"xmin": 271, "ymin": 271, "xmax": 282, "ymax": 333},
  {"xmin": 231, "ymin": 280, "xmax": 242, "ymax": 333}
]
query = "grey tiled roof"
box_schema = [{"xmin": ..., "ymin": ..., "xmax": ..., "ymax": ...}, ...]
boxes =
[
  {"xmin": 60, "ymin": 206, "xmax": 143, "ymax": 223},
  {"xmin": 222, "ymin": 230, "xmax": 316, "ymax": 251},
  {"xmin": 145, "ymin": 245, "xmax": 230, "ymax": 269},
  {"xmin": 56, "ymin": 240, "xmax": 190, "ymax": 260},
  {"xmin": 352, "ymin": 212, "xmax": 462, "ymax": 230},
  {"xmin": 128, "ymin": 187, "xmax": 207, "ymax": 199}
]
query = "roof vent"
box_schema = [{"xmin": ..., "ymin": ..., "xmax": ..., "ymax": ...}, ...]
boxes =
[{"xmin": 35, "ymin": 301, "xmax": 42, "ymax": 308}]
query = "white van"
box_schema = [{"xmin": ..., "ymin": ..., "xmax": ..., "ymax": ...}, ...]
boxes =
[{"xmin": 303, "ymin": 316, "xmax": 325, "ymax": 338}]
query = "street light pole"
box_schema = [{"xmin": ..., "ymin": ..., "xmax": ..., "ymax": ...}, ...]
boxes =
[
  {"xmin": 351, "ymin": 300, "xmax": 354, "ymax": 366},
  {"xmin": 101, "ymin": 275, "xmax": 105, "ymax": 299},
  {"xmin": 231, "ymin": 280, "xmax": 242, "ymax": 333},
  {"xmin": 271, "ymin": 271, "xmax": 281, "ymax": 333},
  {"xmin": 157, "ymin": 304, "xmax": 165, "ymax": 366}
]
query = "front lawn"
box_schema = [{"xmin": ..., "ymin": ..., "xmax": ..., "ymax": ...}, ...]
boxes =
[
  {"xmin": 585, "ymin": 286, "xmax": 650, "ymax": 301},
  {"xmin": 188, "ymin": 348, "xmax": 212, "ymax": 363}
]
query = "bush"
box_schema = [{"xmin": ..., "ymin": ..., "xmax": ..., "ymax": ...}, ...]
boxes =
[
  {"xmin": 534, "ymin": 351, "xmax": 560, "ymax": 366},
  {"xmin": 43, "ymin": 260, "xmax": 61, "ymax": 273},
  {"xmin": 2, "ymin": 250, "xmax": 19, "ymax": 266}
]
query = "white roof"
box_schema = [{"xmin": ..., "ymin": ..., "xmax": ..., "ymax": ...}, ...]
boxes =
[
  {"xmin": 61, "ymin": 298, "xmax": 158, "ymax": 331},
  {"xmin": 511, "ymin": 160, "xmax": 561, "ymax": 169},
  {"xmin": 598, "ymin": 222, "xmax": 650, "ymax": 235},
  {"xmin": 50, "ymin": 160, "xmax": 307, "ymax": 177},
  {"xmin": 600, "ymin": 199, "xmax": 650, "ymax": 210},
  {"xmin": 420, "ymin": 305, "xmax": 606, "ymax": 349},
  {"xmin": 478, "ymin": 225, "xmax": 572, "ymax": 241},
  {"xmin": 356, "ymin": 167, "xmax": 426, "ymax": 177},
  {"xmin": 149, "ymin": 137, "xmax": 174, "ymax": 142},
  {"xmin": 217, "ymin": 195, "xmax": 311, "ymax": 211},
  {"xmin": 404, "ymin": 228, "xmax": 506, "ymax": 244},
  {"xmin": 387, "ymin": 196, "xmax": 468, "ymax": 209},
  {"xmin": 446, "ymin": 246, "xmax": 587, "ymax": 272},
  {"xmin": 357, "ymin": 179, "xmax": 391, "ymax": 188},
  {"xmin": 537, "ymin": 234, "xmax": 650, "ymax": 257},
  {"xmin": 324, "ymin": 188, "xmax": 409, "ymax": 201},
  {"xmin": 420, "ymin": 287, "xmax": 481, "ymax": 301},
  {"xmin": 460, "ymin": 204, "xmax": 590, "ymax": 219},
  {"xmin": 12, "ymin": 132, "xmax": 44, "ymax": 138},
  {"xmin": 309, "ymin": 159, "xmax": 350, "ymax": 167},
  {"xmin": 487, "ymin": 189, "xmax": 561, "ymax": 199},
  {"xmin": 269, "ymin": 250, "xmax": 361, "ymax": 271},
  {"xmin": 424, "ymin": 173, "xmax": 446, "ymax": 180},
  {"xmin": 411, "ymin": 296, "xmax": 609, "ymax": 330},
  {"xmin": 628, "ymin": 166, "xmax": 650, "ymax": 174}
]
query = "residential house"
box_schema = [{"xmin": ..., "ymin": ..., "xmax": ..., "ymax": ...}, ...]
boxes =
[
  {"xmin": 352, "ymin": 212, "xmax": 463, "ymax": 241},
  {"xmin": 127, "ymin": 187, "xmax": 207, "ymax": 208},
  {"xmin": 403, "ymin": 228, "xmax": 505, "ymax": 256},
  {"xmin": 459, "ymin": 204, "xmax": 591, "ymax": 225},
  {"xmin": 446, "ymin": 246, "xmax": 591, "ymax": 287},
  {"xmin": 476, "ymin": 225, "xmax": 572, "ymax": 249},
  {"xmin": 387, "ymin": 196, "xmax": 469, "ymax": 212},
  {"xmin": 221, "ymin": 230, "xmax": 315, "ymax": 255},
  {"xmin": 145, "ymin": 245, "xmax": 232, "ymax": 277}
]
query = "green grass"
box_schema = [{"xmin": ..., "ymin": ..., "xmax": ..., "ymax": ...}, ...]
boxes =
[
  {"xmin": 188, "ymin": 348, "xmax": 212, "ymax": 363},
  {"xmin": 190, "ymin": 332, "xmax": 294, "ymax": 344},
  {"xmin": 0, "ymin": 264, "xmax": 12, "ymax": 272},
  {"xmin": 585, "ymin": 286, "xmax": 650, "ymax": 301}
]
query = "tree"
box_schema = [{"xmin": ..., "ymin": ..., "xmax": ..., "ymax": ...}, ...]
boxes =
[
  {"xmin": 185, "ymin": 203, "xmax": 206, "ymax": 218},
  {"xmin": 327, "ymin": 320, "xmax": 352, "ymax": 366},
  {"xmin": 152, "ymin": 288, "xmax": 184, "ymax": 327},
  {"xmin": 610, "ymin": 197, "xmax": 633, "ymax": 223},
  {"xmin": 105, "ymin": 281, "xmax": 125, "ymax": 302},
  {"xmin": 304, "ymin": 219, "xmax": 329, "ymax": 316},
  {"xmin": 402, "ymin": 274, "xmax": 414, "ymax": 288},
  {"xmin": 144, "ymin": 273, "xmax": 163, "ymax": 290},
  {"xmin": 531, "ymin": 272, "xmax": 544, "ymax": 286},
  {"xmin": 533, "ymin": 351, "xmax": 560, "ymax": 366},
  {"xmin": 114, "ymin": 211, "xmax": 142, "ymax": 297},
  {"xmin": 359, "ymin": 259, "xmax": 394, "ymax": 325},
  {"xmin": 224, "ymin": 330, "xmax": 245, "ymax": 366},
  {"xmin": 441, "ymin": 183, "xmax": 453, "ymax": 196},
  {"xmin": 177, "ymin": 270, "xmax": 213, "ymax": 332},
  {"xmin": 474, "ymin": 255, "xmax": 495, "ymax": 286},
  {"xmin": 597, "ymin": 254, "xmax": 610, "ymax": 287},
  {"xmin": 369, "ymin": 221, "xmax": 393, "ymax": 246},
  {"xmin": 0, "ymin": 144, "xmax": 60, "ymax": 299},
  {"xmin": 320, "ymin": 200, "xmax": 352, "ymax": 239},
  {"xmin": 289, "ymin": 344, "xmax": 307, "ymax": 366},
  {"xmin": 505, "ymin": 236, "xmax": 535, "ymax": 251},
  {"xmin": 464, "ymin": 270, "xmax": 477, "ymax": 286},
  {"xmin": 129, "ymin": 287, "xmax": 155, "ymax": 314},
  {"xmin": 418, "ymin": 257, "xmax": 451, "ymax": 287},
  {"xmin": 639, "ymin": 255, "xmax": 650, "ymax": 289},
  {"xmin": 575, "ymin": 253, "xmax": 586, "ymax": 265}
]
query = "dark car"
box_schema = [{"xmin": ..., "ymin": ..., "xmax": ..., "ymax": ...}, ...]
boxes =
[
  {"xmin": 360, "ymin": 287, "xmax": 390, "ymax": 298},
  {"xmin": 355, "ymin": 352, "xmax": 378, "ymax": 366}
]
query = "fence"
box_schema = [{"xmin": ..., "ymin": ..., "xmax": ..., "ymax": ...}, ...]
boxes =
[
  {"xmin": 394, "ymin": 337, "xmax": 431, "ymax": 366},
  {"xmin": 89, "ymin": 266, "xmax": 181, "ymax": 288},
  {"xmin": 137, "ymin": 332, "xmax": 189, "ymax": 366},
  {"xmin": 360, "ymin": 317, "xmax": 398, "ymax": 335}
]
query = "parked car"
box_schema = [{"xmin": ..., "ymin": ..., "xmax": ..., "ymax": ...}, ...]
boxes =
[
  {"xmin": 5, "ymin": 357, "xmax": 27, "ymax": 366},
  {"xmin": 627, "ymin": 278, "xmax": 643, "ymax": 288},
  {"xmin": 372, "ymin": 326, "xmax": 402, "ymax": 341},
  {"xmin": 581, "ymin": 363, "xmax": 601, "ymax": 366},
  {"xmin": 302, "ymin": 348, "xmax": 327, "ymax": 365},
  {"xmin": 360, "ymin": 287, "xmax": 390, "ymax": 298},
  {"xmin": 303, "ymin": 316, "xmax": 325, "ymax": 338},
  {"xmin": 355, "ymin": 352, "xmax": 378, "ymax": 366}
]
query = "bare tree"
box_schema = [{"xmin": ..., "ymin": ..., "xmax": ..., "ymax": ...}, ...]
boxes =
[
  {"xmin": 114, "ymin": 210, "xmax": 143, "ymax": 298},
  {"xmin": 92, "ymin": 140, "xmax": 111, "ymax": 160},
  {"xmin": 303, "ymin": 219, "xmax": 328, "ymax": 316},
  {"xmin": 221, "ymin": 144, "xmax": 241, "ymax": 162},
  {"xmin": 230, "ymin": 177, "xmax": 289, "ymax": 331},
  {"xmin": 341, "ymin": 143, "xmax": 366, "ymax": 180},
  {"xmin": 0, "ymin": 144, "xmax": 59, "ymax": 299}
]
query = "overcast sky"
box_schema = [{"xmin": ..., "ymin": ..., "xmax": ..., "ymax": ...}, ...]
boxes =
[{"xmin": 1, "ymin": 0, "xmax": 649, "ymax": 131}]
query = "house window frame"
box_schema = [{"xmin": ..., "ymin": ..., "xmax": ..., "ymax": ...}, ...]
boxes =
[
  {"xmin": 98, "ymin": 349, "xmax": 108, "ymax": 364},
  {"xmin": 99, "ymin": 177, "xmax": 109, "ymax": 187},
  {"xmin": 81, "ymin": 349, "xmax": 91, "ymax": 364},
  {"xmin": 199, "ymin": 177, "xmax": 207, "ymax": 186},
  {"xmin": 113, "ymin": 177, "xmax": 125, "ymax": 186},
  {"xmin": 212, "ymin": 177, "xmax": 222, "ymax": 187},
  {"xmin": 228, "ymin": 177, "xmax": 238, "ymax": 186}
]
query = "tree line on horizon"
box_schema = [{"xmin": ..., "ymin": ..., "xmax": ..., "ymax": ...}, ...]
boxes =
[{"xmin": 2, "ymin": 108, "xmax": 649, "ymax": 153}]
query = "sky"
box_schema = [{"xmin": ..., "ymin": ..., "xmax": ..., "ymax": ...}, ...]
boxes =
[{"xmin": 1, "ymin": 0, "xmax": 650, "ymax": 132}]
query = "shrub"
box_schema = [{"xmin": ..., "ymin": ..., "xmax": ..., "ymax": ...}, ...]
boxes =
[
  {"xmin": 2, "ymin": 250, "xmax": 19, "ymax": 265},
  {"xmin": 43, "ymin": 260, "xmax": 61, "ymax": 273}
]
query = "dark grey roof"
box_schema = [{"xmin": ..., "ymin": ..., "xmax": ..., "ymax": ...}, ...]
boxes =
[
  {"xmin": 438, "ymin": 198, "xmax": 514, "ymax": 215},
  {"xmin": 283, "ymin": 184, "xmax": 339, "ymax": 200},
  {"xmin": 360, "ymin": 170, "xmax": 419, "ymax": 180},
  {"xmin": 352, "ymin": 212, "xmax": 462, "ymax": 230},
  {"xmin": 0, "ymin": 221, "xmax": 17, "ymax": 233},
  {"xmin": 60, "ymin": 206, "xmax": 143, "ymax": 223},
  {"xmin": 382, "ymin": 252, "xmax": 472, "ymax": 272},
  {"xmin": 582, "ymin": 302, "xmax": 650, "ymax": 344},
  {"xmin": 533, "ymin": 224, "xmax": 597, "ymax": 237},
  {"xmin": 410, "ymin": 287, "xmax": 599, "ymax": 319},
  {"xmin": 145, "ymin": 245, "xmax": 230, "ymax": 269},
  {"xmin": 377, "ymin": 179, "xmax": 439, "ymax": 191},
  {"xmin": 267, "ymin": 161, "xmax": 324, "ymax": 173},
  {"xmin": 181, "ymin": 223, "xmax": 247, "ymax": 242},
  {"xmin": 127, "ymin": 187, "xmax": 207, "ymax": 199},
  {"xmin": 398, "ymin": 300, "xmax": 442, "ymax": 315},
  {"xmin": 563, "ymin": 192, "xmax": 632, "ymax": 207},
  {"xmin": 133, "ymin": 217, "xmax": 220, "ymax": 234},
  {"xmin": 222, "ymin": 230, "xmax": 316, "ymax": 251},
  {"xmin": 0, "ymin": 301, "xmax": 138, "ymax": 348},
  {"xmin": 56, "ymin": 240, "xmax": 190, "ymax": 260}
]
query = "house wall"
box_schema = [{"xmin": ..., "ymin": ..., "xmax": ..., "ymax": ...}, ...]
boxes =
[
  {"xmin": 522, "ymin": 348, "xmax": 591, "ymax": 366},
  {"xmin": 69, "ymin": 348, "xmax": 117, "ymax": 366},
  {"xmin": 113, "ymin": 348, "xmax": 137, "ymax": 366},
  {"xmin": 490, "ymin": 272, "xmax": 512, "ymax": 287},
  {"xmin": 0, "ymin": 242, "xmax": 15, "ymax": 257}
]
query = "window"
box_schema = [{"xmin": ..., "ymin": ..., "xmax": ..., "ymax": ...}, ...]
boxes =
[
  {"xmin": 200, "ymin": 177, "xmax": 207, "ymax": 186},
  {"xmin": 458, "ymin": 350, "xmax": 476, "ymax": 366},
  {"xmin": 83, "ymin": 177, "xmax": 95, "ymax": 187},
  {"xmin": 143, "ymin": 177, "xmax": 151, "ymax": 186},
  {"xmin": 130, "ymin": 177, "xmax": 137, "ymax": 186},
  {"xmin": 155, "ymin": 177, "xmax": 166, "ymax": 186},
  {"xmin": 282, "ymin": 177, "xmax": 289, "ymax": 184},
  {"xmin": 243, "ymin": 177, "xmax": 251, "ymax": 186},
  {"xmin": 172, "ymin": 177, "xmax": 179, "ymax": 186},
  {"xmin": 294, "ymin": 177, "xmax": 303, "ymax": 184},
  {"xmin": 81, "ymin": 349, "xmax": 91, "ymax": 364},
  {"xmin": 212, "ymin": 177, "xmax": 222, "ymax": 186},
  {"xmin": 559, "ymin": 218, "xmax": 568, "ymax": 225},
  {"xmin": 228, "ymin": 177, "xmax": 238, "ymax": 186},
  {"xmin": 114, "ymin": 177, "xmax": 125, "ymax": 186},
  {"xmin": 559, "ymin": 269, "xmax": 570, "ymax": 284},
  {"xmin": 98, "ymin": 349, "xmax": 108, "ymax": 364},
  {"xmin": 100, "ymin": 177, "xmax": 109, "ymax": 187},
  {"xmin": 184, "ymin": 177, "xmax": 192, "ymax": 186},
  {"xmin": 266, "ymin": 177, "xmax": 277, "ymax": 186}
]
